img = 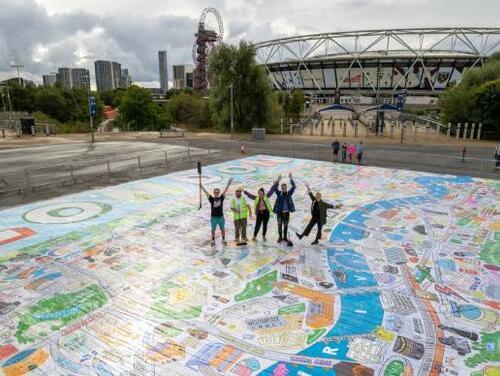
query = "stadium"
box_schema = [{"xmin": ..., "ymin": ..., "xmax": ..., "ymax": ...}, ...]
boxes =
[{"xmin": 254, "ymin": 28, "xmax": 500, "ymax": 97}]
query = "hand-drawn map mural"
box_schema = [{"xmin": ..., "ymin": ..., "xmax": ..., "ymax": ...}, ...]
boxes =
[{"xmin": 0, "ymin": 156, "xmax": 498, "ymax": 376}]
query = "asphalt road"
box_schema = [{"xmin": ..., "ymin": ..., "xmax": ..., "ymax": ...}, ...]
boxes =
[{"xmin": 0, "ymin": 141, "xmax": 189, "ymax": 174}]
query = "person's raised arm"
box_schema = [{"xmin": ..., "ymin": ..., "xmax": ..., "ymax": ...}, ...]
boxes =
[
  {"xmin": 244, "ymin": 190, "xmax": 256, "ymax": 200},
  {"xmin": 289, "ymin": 172, "xmax": 296, "ymax": 195},
  {"xmin": 271, "ymin": 174, "xmax": 281, "ymax": 195},
  {"xmin": 222, "ymin": 177, "xmax": 233, "ymax": 196},
  {"xmin": 200, "ymin": 182, "xmax": 210, "ymax": 198},
  {"xmin": 305, "ymin": 182, "xmax": 315, "ymax": 201}
]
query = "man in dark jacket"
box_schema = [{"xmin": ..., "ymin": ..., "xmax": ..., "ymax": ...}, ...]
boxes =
[
  {"xmin": 271, "ymin": 173, "xmax": 296, "ymax": 246},
  {"xmin": 296, "ymin": 182, "xmax": 342, "ymax": 245}
]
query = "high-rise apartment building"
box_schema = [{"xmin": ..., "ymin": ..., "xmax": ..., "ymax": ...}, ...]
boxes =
[
  {"xmin": 71, "ymin": 68, "xmax": 91, "ymax": 91},
  {"xmin": 158, "ymin": 50, "xmax": 168, "ymax": 94},
  {"xmin": 54, "ymin": 67, "xmax": 90, "ymax": 90},
  {"xmin": 42, "ymin": 74, "xmax": 57, "ymax": 87},
  {"xmin": 56, "ymin": 68, "xmax": 72, "ymax": 89},
  {"xmin": 94, "ymin": 60, "xmax": 122, "ymax": 91},
  {"xmin": 173, "ymin": 64, "xmax": 194, "ymax": 90},
  {"xmin": 120, "ymin": 68, "xmax": 132, "ymax": 88}
]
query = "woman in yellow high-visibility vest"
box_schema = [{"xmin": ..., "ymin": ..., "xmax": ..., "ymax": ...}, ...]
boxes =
[{"xmin": 244, "ymin": 186, "xmax": 273, "ymax": 241}]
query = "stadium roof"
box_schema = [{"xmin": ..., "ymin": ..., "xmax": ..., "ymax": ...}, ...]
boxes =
[{"xmin": 254, "ymin": 27, "xmax": 500, "ymax": 94}]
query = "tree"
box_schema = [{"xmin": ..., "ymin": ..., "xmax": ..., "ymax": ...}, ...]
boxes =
[
  {"xmin": 289, "ymin": 90, "xmax": 305, "ymax": 117},
  {"xmin": 118, "ymin": 85, "xmax": 170, "ymax": 130},
  {"xmin": 99, "ymin": 88, "xmax": 125, "ymax": 107},
  {"xmin": 34, "ymin": 87, "xmax": 68, "ymax": 123},
  {"xmin": 473, "ymin": 79, "xmax": 500, "ymax": 136},
  {"xmin": 209, "ymin": 41, "xmax": 277, "ymax": 132},
  {"xmin": 167, "ymin": 92, "xmax": 212, "ymax": 129},
  {"xmin": 9, "ymin": 83, "xmax": 36, "ymax": 113},
  {"xmin": 439, "ymin": 55, "xmax": 500, "ymax": 138}
]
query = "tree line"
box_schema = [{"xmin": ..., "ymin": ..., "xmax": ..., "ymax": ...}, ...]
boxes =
[
  {"xmin": 439, "ymin": 52, "xmax": 500, "ymax": 138},
  {"xmin": 2, "ymin": 41, "xmax": 305, "ymax": 134}
]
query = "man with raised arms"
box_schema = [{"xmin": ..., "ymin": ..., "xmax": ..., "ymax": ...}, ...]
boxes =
[{"xmin": 200, "ymin": 178, "xmax": 233, "ymax": 247}]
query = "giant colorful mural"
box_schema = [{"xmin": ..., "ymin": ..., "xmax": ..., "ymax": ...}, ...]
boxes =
[{"xmin": 0, "ymin": 156, "xmax": 498, "ymax": 376}]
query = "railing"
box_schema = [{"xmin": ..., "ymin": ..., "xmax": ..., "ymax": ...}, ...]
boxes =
[
  {"xmin": 237, "ymin": 140, "xmax": 500, "ymax": 180},
  {"xmin": 0, "ymin": 145, "xmax": 221, "ymax": 197}
]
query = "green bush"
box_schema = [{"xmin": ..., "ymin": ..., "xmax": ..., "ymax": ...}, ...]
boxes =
[{"xmin": 439, "ymin": 55, "xmax": 500, "ymax": 137}]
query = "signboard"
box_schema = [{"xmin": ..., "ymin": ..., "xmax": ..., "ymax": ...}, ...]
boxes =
[
  {"xmin": 88, "ymin": 96, "xmax": 97, "ymax": 117},
  {"xmin": 396, "ymin": 92, "xmax": 406, "ymax": 111}
]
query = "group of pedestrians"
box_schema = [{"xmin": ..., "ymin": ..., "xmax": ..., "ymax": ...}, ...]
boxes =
[
  {"xmin": 200, "ymin": 173, "xmax": 342, "ymax": 247},
  {"xmin": 331, "ymin": 140, "xmax": 364, "ymax": 164}
]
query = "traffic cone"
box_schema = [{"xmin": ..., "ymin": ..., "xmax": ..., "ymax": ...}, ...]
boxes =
[{"xmin": 241, "ymin": 144, "xmax": 245, "ymax": 154}]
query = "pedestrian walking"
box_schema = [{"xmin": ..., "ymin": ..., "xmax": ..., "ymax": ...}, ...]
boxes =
[
  {"xmin": 461, "ymin": 147, "xmax": 467, "ymax": 162},
  {"xmin": 331, "ymin": 140, "xmax": 340, "ymax": 162},
  {"xmin": 200, "ymin": 178, "xmax": 233, "ymax": 247},
  {"xmin": 495, "ymin": 145, "xmax": 500, "ymax": 169},
  {"xmin": 341, "ymin": 142, "xmax": 347, "ymax": 163},
  {"xmin": 347, "ymin": 143, "xmax": 356, "ymax": 164},
  {"xmin": 230, "ymin": 187, "xmax": 252, "ymax": 245},
  {"xmin": 296, "ymin": 183, "xmax": 342, "ymax": 245},
  {"xmin": 244, "ymin": 187, "xmax": 273, "ymax": 241},
  {"xmin": 271, "ymin": 173, "xmax": 296, "ymax": 247},
  {"xmin": 356, "ymin": 141, "xmax": 364, "ymax": 164}
]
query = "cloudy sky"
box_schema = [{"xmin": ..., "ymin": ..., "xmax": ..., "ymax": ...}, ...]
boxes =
[{"xmin": 0, "ymin": 0, "xmax": 498, "ymax": 87}]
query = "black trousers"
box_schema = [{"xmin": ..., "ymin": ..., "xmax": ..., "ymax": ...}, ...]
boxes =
[
  {"xmin": 357, "ymin": 152, "xmax": 363, "ymax": 163},
  {"xmin": 277, "ymin": 212, "xmax": 290, "ymax": 240},
  {"xmin": 254, "ymin": 209, "xmax": 270, "ymax": 237},
  {"xmin": 302, "ymin": 217, "xmax": 322, "ymax": 240}
]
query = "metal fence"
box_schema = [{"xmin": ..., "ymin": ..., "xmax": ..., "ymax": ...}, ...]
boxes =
[
  {"xmin": 238, "ymin": 140, "xmax": 500, "ymax": 180},
  {"xmin": 0, "ymin": 145, "xmax": 220, "ymax": 196}
]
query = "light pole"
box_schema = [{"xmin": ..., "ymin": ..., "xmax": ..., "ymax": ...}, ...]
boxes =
[
  {"xmin": 375, "ymin": 65, "xmax": 383, "ymax": 135},
  {"xmin": 11, "ymin": 64, "xmax": 24, "ymax": 87},
  {"xmin": 228, "ymin": 83, "xmax": 234, "ymax": 138}
]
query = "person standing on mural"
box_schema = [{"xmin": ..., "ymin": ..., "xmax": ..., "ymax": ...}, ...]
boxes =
[
  {"xmin": 200, "ymin": 178, "xmax": 233, "ymax": 247},
  {"xmin": 331, "ymin": 140, "xmax": 340, "ymax": 162},
  {"xmin": 230, "ymin": 187, "xmax": 252, "ymax": 245},
  {"xmin": 244, "ymin": 187, "xmax": 273, "ymax": 241},
  {"xmin": 296, "ymin": 182, "xmax": 342, "ymax": 245},
  {"xmin": 341, "ymin": 142, "xmax": 347, "ymax": 163},
  {"xmin": 347, "ymin": 143, "xmax": 356, "ymax": 164},
  {"xmin": 356, "ymin": 141, "xmax": 364, "ymax": 164},
  {"xmin": 271, "ymin": 173, "xmax": 296, "ymax": 247}
]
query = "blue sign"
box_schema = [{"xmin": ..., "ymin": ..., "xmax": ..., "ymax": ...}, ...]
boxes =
[
  {"xmin": 396, "ymin": 92, "xmax": 406, "ymax": 111},
  {"xmin": 88, "ymin": 96, "xmax": 97, "ymax": 117}
]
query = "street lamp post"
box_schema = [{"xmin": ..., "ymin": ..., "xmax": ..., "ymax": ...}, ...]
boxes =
[
  {"xmin": 229, "ymin": 83, "xmax": 234, "ymax": 138},
  {"xmin": 11, "ymin": 64, "xmax": 24, "ymax": 87},
  {"xmin": 375, "ymin": 65, "xmax": 384, "ymax": 135}
]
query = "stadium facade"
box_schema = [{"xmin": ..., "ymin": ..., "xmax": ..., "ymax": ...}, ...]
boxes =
[{"xmin": 254, "ymin": 28, "xmax": 500, "ymax": 96}]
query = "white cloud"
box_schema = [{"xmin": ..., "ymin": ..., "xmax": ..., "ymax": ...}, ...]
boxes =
[{"xmin": 1, "ymin": 0, "xmax": 499, "ymax": 84}]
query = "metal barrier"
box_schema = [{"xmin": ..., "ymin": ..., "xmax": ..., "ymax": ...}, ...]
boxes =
[
  {"xmin": 236, "ymin": 140, "xmax": 500, "ymax": 180},
  {"xmin": 0, "ymin": 145, "xmax": 220, "ymax": 196}
]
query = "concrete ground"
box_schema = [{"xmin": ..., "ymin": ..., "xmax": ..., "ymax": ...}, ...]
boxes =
[
  {"xmin": 0, "ymin": 131, "xmax": 498, "ymax": 210},
  {"xmin": 0, "ymin": 141, "xmax": 189, "ymax": 173}
]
